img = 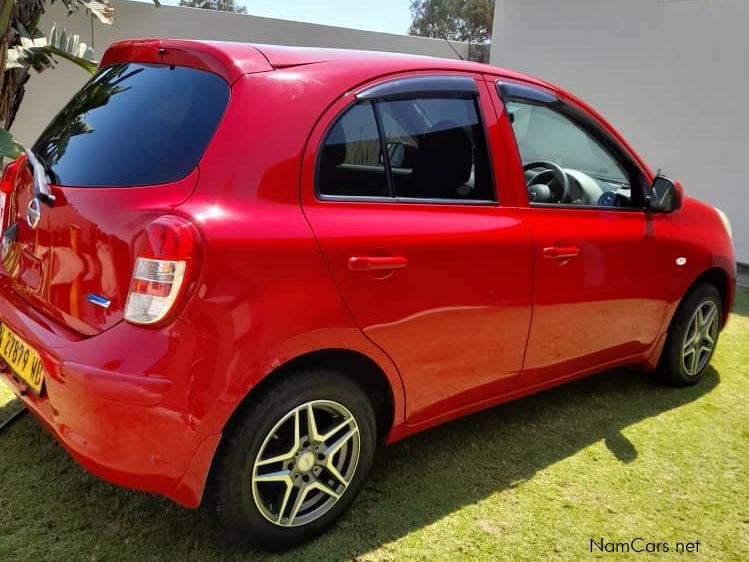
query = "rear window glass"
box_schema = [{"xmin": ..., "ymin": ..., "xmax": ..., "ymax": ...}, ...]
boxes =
[{"xmin": 33, "ymin": 63, "xmax": 230, "ymax": 187}]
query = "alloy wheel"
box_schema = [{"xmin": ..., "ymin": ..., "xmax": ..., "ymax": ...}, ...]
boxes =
[
  {"xmin": 251, "ymin": 400, "xmax": 360, "ymax": 527},
  {"xmin": 681, "ymin": 300, "xmax": 719, "ymax": 377}
]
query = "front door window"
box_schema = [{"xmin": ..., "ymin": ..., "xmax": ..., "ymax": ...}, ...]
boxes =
[{"xmin": 506, "ymin": 99, "xmax": 635, "ymax": 208}]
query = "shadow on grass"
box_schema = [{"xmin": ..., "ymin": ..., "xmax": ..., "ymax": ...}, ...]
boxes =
[{"xmin": 0, "ymin": 366, "xmax": 720, "ymax": 561}]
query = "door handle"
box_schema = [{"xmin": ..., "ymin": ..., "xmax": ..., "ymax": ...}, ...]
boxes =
[
  {"xmin": 348, "ymin": 256, "xmax": 409, "ymax": 271},
  {"xmin": 543, "ymin": 245, "xmax": 580, "ymax": 259}
]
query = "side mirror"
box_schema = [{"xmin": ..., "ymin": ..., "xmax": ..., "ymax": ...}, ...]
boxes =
[{"xmin": 646, "ymin": 175, "xmax": 683, "ymax": 213}]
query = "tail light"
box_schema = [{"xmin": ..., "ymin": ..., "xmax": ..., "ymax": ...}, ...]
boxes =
[
  {"xmin": 0, "ymin": 156, "xmax": 22, "ymax": 221},
  {"xmin": 124, "ymin": 216, "xmax": 199, "ymax": 325},
  {"xmin": 0, "ymin": 156, "xmax": 23, "ymax": 259}
]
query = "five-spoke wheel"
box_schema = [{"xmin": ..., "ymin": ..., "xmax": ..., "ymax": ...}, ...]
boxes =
[
  {"xmin": 251, "ymin": 400, "xmax": 361, "ymax": 527},
  {"xmin": 658, "ymin": 283, "xmax": 722, "ymax": 386},
  {"xmin": 213, "ymin": 370, "xmax": 377, "ymax": 550},
  {"xmin": 681, "ymin": 300, "xmax": 719, "ymax": 377}
]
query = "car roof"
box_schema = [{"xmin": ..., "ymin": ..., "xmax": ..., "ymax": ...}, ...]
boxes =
[
  {"xmin": 101, "ymin": 39, "xmax": 552, "ymax": 89},
  {"xmin": 255, "ymin": 42, "xmax": 487, "ymax": 72},
  {"xmin": 99, "ymin": 39, "xmax": 652, "ymax": 179}
]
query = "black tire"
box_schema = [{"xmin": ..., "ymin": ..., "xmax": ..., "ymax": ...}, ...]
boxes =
[
  {"xmin": 213, "ymin": 369, "xmax": 377, "ymax": 550},
  {"xmin": 656, "ymin": 283, "xmax": 722, "ymax": 387}
]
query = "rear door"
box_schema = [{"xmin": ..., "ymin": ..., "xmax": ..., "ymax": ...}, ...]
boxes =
[
  {"xmin": 1, "ymin": 62, "xmax": 230, "ymax": 335},
  {"xmin": 302, "ymin": 74, "xmax": 534, "ymax": 424}
]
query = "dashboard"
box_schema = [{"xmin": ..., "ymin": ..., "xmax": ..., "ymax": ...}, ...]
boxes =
[{"xmin": 523, "ymin": 163, "xmax": 633, "ymax": 208}]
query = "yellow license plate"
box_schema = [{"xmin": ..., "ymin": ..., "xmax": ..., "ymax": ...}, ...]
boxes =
[{"xmin": 0, "ymin": 322, "xmax": 45, "ymax": 395}]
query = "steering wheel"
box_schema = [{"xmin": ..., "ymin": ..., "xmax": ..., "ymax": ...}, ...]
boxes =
[{"xmin": 523, "ymin": 161, "xmax": 571, "ymax": 203}]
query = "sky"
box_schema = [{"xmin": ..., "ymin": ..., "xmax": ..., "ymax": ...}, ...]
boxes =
[{"xmin": 160, "ymin": 0, "xmax": 415, "ymax": 36}]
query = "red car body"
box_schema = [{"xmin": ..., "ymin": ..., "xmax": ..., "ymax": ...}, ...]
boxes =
[{"xmin": 0, "ymin": 40, "xmax": 736, "ymax": 509}]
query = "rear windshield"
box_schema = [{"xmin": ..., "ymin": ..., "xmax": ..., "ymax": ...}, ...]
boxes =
[{"xmin": 33, "ymin": 63, "xmax": 230, "ymax": 187}]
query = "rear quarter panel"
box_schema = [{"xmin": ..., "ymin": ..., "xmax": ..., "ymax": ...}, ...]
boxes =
[{"xmin": 173, "ymin": 67, "xmax": 409, "ymax": 445}]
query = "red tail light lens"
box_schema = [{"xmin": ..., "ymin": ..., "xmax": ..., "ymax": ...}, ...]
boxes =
[
  {"xmin": 0, "ymin": 156, "xmax": 23, "ymax": 259},
  {"xmin": 124, "ymin": 216, "xmax": 198, "ymax": 326},
  {"xmin": 0, "ymin": 160, "xmax": 19, "ymax": 195},
  {"xmin": 0, "ymin": 156, "xmax": 22, "ymax": 214}
]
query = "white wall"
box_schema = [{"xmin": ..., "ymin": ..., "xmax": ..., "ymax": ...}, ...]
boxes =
[
  {"xmin": 491, "ymin": 0, "xmax": 748, "ymax": 263},
  {"xmin": 12, "ymin": 0, "xmax": 468, "ymax": 146}
]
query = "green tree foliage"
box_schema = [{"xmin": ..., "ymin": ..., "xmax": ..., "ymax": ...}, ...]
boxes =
[
  {"xmin": 178, "ymin": 0, "xmax": 247, "ymax": 15},
  {"xmin": 409, "ymin": 0, "xmax": 495, "ymax": 43}
]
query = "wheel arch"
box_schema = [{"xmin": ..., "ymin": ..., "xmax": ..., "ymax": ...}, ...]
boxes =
[
  {"xmin": 639, "ymin": 264, "xmax": 733, "ymax": 373},
  {"xmin": 685, "ymin": 266, "xmax": 734, "ymax": 327},
  {"xmin": 240, "ymin": 348, "xmax": 397, "ymax": 443},
  {"xmin": 199, "ymin": 346, "xmax": 400, "ymax": 506}
]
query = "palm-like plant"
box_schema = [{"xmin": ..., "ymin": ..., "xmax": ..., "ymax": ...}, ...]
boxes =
[{"xmin": 0, "ymin": 0, "xmax": 159, "ymax": 159}]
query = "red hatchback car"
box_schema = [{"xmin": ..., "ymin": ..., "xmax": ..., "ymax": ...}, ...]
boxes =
[{"xmin": 0, "ymin": 40, "xmax": 736, "ymax": 548}]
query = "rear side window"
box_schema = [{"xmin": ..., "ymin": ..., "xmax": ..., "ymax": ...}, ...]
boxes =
[
  {"xmin": 318, "ymin": 91, "xmax": 494, "ymax": 202},
  {"xmin": 33, "ymin": 63, "xmax": 230, "ymax": 187},
  {"xmin": 318, "ymin": 104, "xmax": 388, "ymax": 197},
  {"xmin": 378, "ymin": 97, "xmax": 493, "ymax": 200}
]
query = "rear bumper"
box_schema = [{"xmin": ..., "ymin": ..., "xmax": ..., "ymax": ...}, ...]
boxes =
[{"xmin": 0, "ymin": 279, "xmax": 222, "ymax": 508}]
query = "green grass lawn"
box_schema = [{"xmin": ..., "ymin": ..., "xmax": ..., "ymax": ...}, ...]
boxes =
[{"xmin": 1, "ymin": 290, "xmax": 748, "ymax": 561}]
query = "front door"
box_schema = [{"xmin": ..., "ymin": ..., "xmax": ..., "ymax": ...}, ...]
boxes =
[
  {"xmin": 302, "ymin": 74, "xmax": 534, "ymax": 424},
  {"xmin": 492, "ymin": 80, "xmax": 674, "ymax": 384}
]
